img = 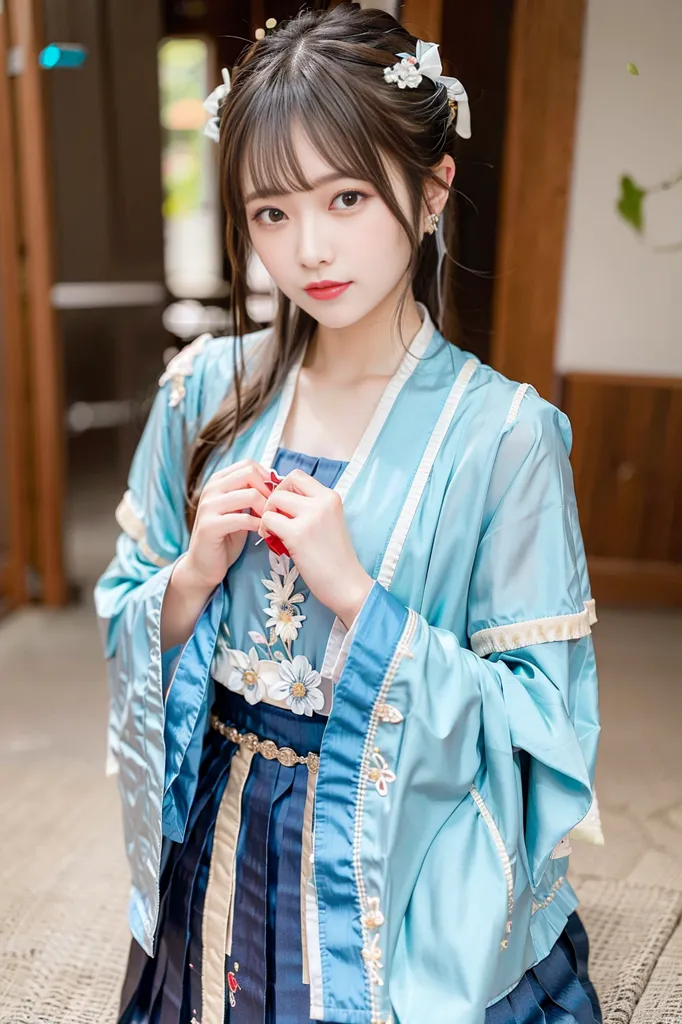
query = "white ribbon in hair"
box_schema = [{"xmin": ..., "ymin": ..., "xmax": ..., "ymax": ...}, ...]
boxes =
[
  {"xmin": 203, "ymin": 67, "xmax": 231, "ymax": 142},
  {"xmin": 383, "ymin": 39, "xmax": 471, "ymax": 139}
]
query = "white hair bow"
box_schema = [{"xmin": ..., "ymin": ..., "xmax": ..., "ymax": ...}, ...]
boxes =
[
  {"xmin": 383, "ymin": 40, "xmax": 471, "ymax": 139},
  {"xmin": 203, "ymin": 67, "xmax": 231, "ymax": 143}
]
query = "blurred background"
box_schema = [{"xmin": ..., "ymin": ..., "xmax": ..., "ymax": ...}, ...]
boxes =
[{"xmin": 0, "ymin": 0, "xmax": 681, "ymax": 1021}]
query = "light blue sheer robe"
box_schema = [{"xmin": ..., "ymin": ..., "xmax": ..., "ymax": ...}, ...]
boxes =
[{"xmin": 94, "ymin": 306, "xmax": 601, "ymax": 1024}]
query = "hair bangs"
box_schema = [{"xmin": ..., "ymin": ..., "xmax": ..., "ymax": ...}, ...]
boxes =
[
  {"xmin": 238, "ymin": 92, "xmax": 315, "ymax": 202},
  {"xmin": 237, "ymin": 70, "xmax": 400, "ymax": 208}
]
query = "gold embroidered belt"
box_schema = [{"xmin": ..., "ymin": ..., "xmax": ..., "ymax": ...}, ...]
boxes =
[
  {"xmin": 210, "ymin": 713, "xmax": 321, "ymax": 774},
  {"xmin": 202, "ymin": 713, "xmax": 319, "ymax": 1021}
]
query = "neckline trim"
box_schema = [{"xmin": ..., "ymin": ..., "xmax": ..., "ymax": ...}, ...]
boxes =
[{"xmin": 260, "ymin": 302, "xmax": 437, "ymax": 499}]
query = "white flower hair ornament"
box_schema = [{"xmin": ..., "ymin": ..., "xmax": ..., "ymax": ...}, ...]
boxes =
[
  {"xmin": 203, "ymin": 66, "xmax": 231, "ymax": 143},
  {"xmin": 383, "ymin": 40, "xmax": 471, "ymax": 140}
]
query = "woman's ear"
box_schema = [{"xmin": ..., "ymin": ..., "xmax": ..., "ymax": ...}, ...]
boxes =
[{"xmin": 423, "ymin": 155, "xmax": 456, "ymax": 226}]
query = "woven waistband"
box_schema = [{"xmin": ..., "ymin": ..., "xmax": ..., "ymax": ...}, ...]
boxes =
[{"xmin": 210, "ymin": 713, "xmax": 320, "ymax": 774}]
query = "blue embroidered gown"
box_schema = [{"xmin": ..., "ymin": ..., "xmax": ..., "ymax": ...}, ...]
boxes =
[{"xmin": 117, "ymin": 447, "xmax": 601, "ymax": 1024}]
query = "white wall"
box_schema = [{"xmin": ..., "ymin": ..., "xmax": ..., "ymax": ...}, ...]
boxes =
[{"xmin": 556, "ymin": 0, "xmax": 682, "ymax": 377}]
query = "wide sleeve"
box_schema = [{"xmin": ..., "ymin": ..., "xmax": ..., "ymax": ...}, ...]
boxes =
[
  {"xmin": 93, "ymin": 337, "xmax": 226, "ymax": 866},
  {"xmin": 465, "ymin": 396, "xmax": 601, "ymax": 873},
  {"xmin": 93, "ymin": 375, "xmax": 189, "ymax": 776},
  {"xmin": 327, "ymin": 395, "xmax": 600, "ymax": 890}
]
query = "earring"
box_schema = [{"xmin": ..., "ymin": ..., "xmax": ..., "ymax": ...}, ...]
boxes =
[{"xmin": 426, "ymin": 212, "xmax": 439, "ymax": 234}]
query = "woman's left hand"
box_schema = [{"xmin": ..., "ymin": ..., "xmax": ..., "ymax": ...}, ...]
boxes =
[{"xmin": 259, "ymin": 468, "xmax": 373, "ymax": 629}]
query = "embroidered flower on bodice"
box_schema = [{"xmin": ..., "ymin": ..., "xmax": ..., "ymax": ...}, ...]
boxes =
[
  {"xmin": 268, "ymin": 655, "xmax": 324, "ymax": 717},
  {"xmin": 215, "ymin": 646, "xmax": 278, "ymax": 705},
  {"xmin": 264, "ymin": 601, "xmax": 306, "ymax": 645},
  {"xmin": 261, "ymin": 552, "xmax": 306, "ymax": 645},
  {"xmin": 211, "ymin": 548, "xmax": 327, "ymax": 714}
]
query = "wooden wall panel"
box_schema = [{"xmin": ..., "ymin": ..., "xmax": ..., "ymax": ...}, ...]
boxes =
[
  {"xmin": 492, "ymin": 0, "xmax": 586, "ymax": 401},
  {"xmin": 563, "ymin": 373, "xmax": 682, "ymax": 606}
]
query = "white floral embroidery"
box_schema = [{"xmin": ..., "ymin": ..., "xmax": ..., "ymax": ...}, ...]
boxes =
[
  {"xmin": 361, "ymin": 897, "xmax": 385, "ymax": 931},
  {"xmin": 264, "ymin": 601, "xmax": 307, "ymax": 645},
  {"xmin": 210, "ymin": 525, "xmax": 322, "ymax": 712},
  {"xmin": 158, "ymin": 333, "xmax": 210, "ymax": 408},
  {"xmin": 268, "ymin": 655, "xmax": 324, "ymax": 717},
  {"xmin": 376, "ymin": 702, "xmax": 404, "ymax": 724},
  {"xmin": 261, "ymin": 551, "xmax": 306, "ymax": 644},
  {"xmin": 261, "ymin": 550, "xmax": 303, "ymax": 604},
  {"xmin": 361, "ymin": 933, "xmax": 384, "ymax": 987},
  {"xmin": 213, "ymin": 646, "xmax": 280, "ymax": 706},
  {"xmin": 367, "ymin": 750, "xmax": 396, "ymax": 797},
  {"xmin": 248, "ymin": 630, "xmax": 268, "ymax": 645}
]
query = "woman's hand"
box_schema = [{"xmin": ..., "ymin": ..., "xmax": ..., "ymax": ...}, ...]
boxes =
[
  {"xmin": 181, "ymin": 459, "xmax": 271, "ymax": 592},
  {"xmin": 162, "ymin": 459, "xmax": 271, "ymax": 651},
  {"xmin": 259, "ymin": 469, "xmax": 374, "ymax": 629}
]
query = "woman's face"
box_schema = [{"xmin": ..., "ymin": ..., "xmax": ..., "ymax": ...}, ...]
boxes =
[{"xmin": 242, "ymin": 122, "xmax": 415, "ymax": 329}]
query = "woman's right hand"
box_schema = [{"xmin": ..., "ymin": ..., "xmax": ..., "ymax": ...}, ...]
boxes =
[{"xmin": 179, "ymin": 459, "xmax": 271, "ymax": 593}]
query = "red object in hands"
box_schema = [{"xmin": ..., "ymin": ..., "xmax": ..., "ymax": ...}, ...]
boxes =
[
  {"xmin": 262, "ymin": 469, "xmax": 292, "ymax": 557},
  {"xmin": 263, "ymin": 470, "xmax": 283, "ymax": 492}
]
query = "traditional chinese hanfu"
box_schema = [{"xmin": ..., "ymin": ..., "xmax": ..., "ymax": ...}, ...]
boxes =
[{"xmin": 94, "ymin": 304, "xmax": 603, "ymax": 1024}]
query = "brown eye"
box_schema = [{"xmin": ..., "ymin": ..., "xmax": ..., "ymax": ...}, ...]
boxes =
[
  {"xmin": 331, "ymin": 190, "xmax": 367, "ymax": 211},
  {"xmin": 255, "ymin": 208, "xmax": 286, "ymax": 225}
]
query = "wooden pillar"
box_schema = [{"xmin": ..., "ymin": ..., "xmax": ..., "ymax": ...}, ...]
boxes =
[
  {"xmin": 400, "ymin": 0, "xmax": 443, "ymax": 43},
  {"xmin": 8, "ymin": 0, "xmax": 67, "ymax": 604},
  {"xmin": 491, "ymin": 0, "xmax": 586, "ymax": 400},
  {"xmin": 0, "ymin": 1, "xmax": 30, "ymax": 606}
]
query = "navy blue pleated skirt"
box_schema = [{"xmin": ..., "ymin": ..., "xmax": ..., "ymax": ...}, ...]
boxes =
[{"xmin": 118, "ymin": 689, "xmax": 601, "ymax": 1024}]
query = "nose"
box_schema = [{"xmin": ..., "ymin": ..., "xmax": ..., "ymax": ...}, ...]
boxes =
[{"xmin": 297, "ymin": 212, "xmax": 333, "ymax": 269}]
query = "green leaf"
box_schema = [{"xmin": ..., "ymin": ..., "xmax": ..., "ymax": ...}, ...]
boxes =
[
  {"xmin": 626, "ymin": 62, "xmax": 639, "ymax": 75},
  {"xmin": 617, "ymin": 175, "xmax": 646, "ymax": 232}
]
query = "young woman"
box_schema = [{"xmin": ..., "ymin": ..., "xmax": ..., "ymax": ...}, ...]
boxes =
[{"xmin": 94, "ymin": 6, "xmax": 603, "ymax": 1024}]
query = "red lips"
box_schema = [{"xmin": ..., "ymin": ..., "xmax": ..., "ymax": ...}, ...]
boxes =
[{"xmin": 304, "ymin": 280, "xmax": 352, "ymax": 300}]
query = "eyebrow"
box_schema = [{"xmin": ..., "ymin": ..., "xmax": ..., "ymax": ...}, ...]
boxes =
[{"xmin": 244, "ymin": 171, "xmax": 354, "ymax": 205}]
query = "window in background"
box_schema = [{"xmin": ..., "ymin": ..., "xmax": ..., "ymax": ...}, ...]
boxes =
[{"xmin": 158, "ymin": 38, "xmax": 225, "ymax": 299}]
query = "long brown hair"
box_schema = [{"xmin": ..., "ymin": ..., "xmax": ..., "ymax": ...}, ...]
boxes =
[{"xmin": 186, "ymin": 2, "xmax": 463, "ymax": 524}]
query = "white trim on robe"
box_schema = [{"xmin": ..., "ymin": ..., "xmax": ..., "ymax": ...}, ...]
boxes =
[
  {"xmin": 115, "ymin": 490, "xmax": 170, "ymax": 568},
  {"xmin": 470, "ymin": 601, "xmax": 598, "ymax": 657}
]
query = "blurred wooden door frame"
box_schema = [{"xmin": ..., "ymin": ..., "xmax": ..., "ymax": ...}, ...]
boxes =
[
  {"xmin": 4, "ymin": 0, "xmax": 67, "ymax": 605},
  {"xmin": 401, "ymin": 0, "xmax": 442, "ymax": 42},
  {"xmin": 0, "ymin": 0, "xmax": 30, "ymax": 607},
  {"xmin": 401, "ymin": 0, "xmax": 586, "ymax": 400},
  {"xmin": 491, "ymin": 0, "xmax": 587, "ymax": 401}
]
